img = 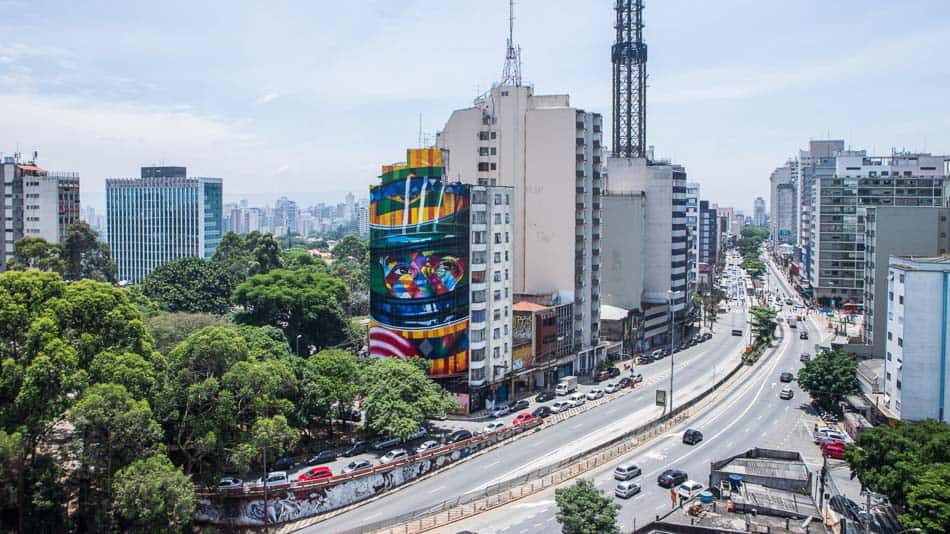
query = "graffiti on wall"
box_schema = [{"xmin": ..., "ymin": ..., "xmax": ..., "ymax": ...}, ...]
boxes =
[{"xmin": 368, "ymin": 148, "xmax": 471, "ymax": 376}]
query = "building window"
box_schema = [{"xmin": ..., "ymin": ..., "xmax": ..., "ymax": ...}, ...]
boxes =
[
  {"xmin": 899, "ymin": 273, "xmax": 905, "ymax": 283},
  {"xmin": 494, "ymin": 232, "xmax": 502, "ymax": 244},
  {"xmin": 504, "ymin": 268, "xmax": 509, "ymax": 280},
  {"xmin": 505, "ymin": 212, "xmax": 510, "ymax": 223},
  {"xmin": 505, "ymin": 232, "xmax": 510, "ymax": 243},
  {"xmin": 490, "ymin": 163, "xmax": 497, "ymax": 171},
  {"xmin": 504, "ymin": 306, "xmax": 509, "ymax": 317},
  {"xmin": 491, "ymin": 147, "xmax": 497, "ymax": 155},
  {"xmin": 494, "ymin": 252, "xmax": 501, "ymax": 263},
  {"xmin": 899, "ymin": 296, "xmax": 903, "ymax": 305},
  {"xmin": 491, "ymin": 132, "xmax": 497, "ymax": 139},
  {"xmin": 896, "ymin": 379, "xmax": 901, "ymax": 390},
  {"xmin": 493, "ymin": 290, "xmax": 501, "ymax": 301},
  {"xmin": 505, "ymin": 193, "xmax": 510, "ymax": 205},
  {"xmin": 471, "ymin": 367, "xmax": 485, "ymax": 380},
  {"xmin": 494, "ymin": 193, "xmax": 502, "ymax": 205},
  {"xmin": 504, "ymin": 324, "xmax": 509, "ymax": 335},
  {"xmin": 479, "ymin": 131, "xmax": 490, "ymax": 141},
  {"xmin": 888, "ymin": 331, "xmax": 893, "ymax": 340},
  {"xmin": 886, "ymin": 352, "xmax": 892, "ymax": 361},
  {"xmin": 494, "ymin": 271, "xmax": 502, "ymax": 282},
  {"xmin": 494, "ymin": 213, "xmax": 501, "ymax": 224},
  {"xmin": 898, "ymin": 337, "xmax": 903, "ymax": 347},
  {"xmin": 479, "ymin": 147, "xmax": 490, "ymax": 156},
  {"xmin": 494, "ymin": 309, "xmax": 501, "ymax": 320},
  {"xmin": 472, "ymin": 310, "xmax": 485, "ymax": 322},
  {"xmin": 493, "ymin": 328, "xmax": 500, "ymax": 340},
  {"xmin": 494, "ymin": 347, "xmax": 500, "ymax": 357},
  {"xmin": 505, "ymin": 250, "xmax": 509, "ymax": 261},
  {"xmin": 886, "ymin": 372, "xmax": 891, "ymax": 381},
  {"xmin": 478, "ymin": 162, "xmax": 491, "ymax": 172}
]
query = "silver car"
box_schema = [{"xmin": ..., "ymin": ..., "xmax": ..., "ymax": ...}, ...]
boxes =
[
  {"xmin": 379, "ymin": 448, "xmax": 408, "ymax": 465},
  {"xmin": 342, "ymin": 459, "xmax": 372, "ymax": 474},
  {"xmin": 615, "ymin": 480, "xmax": 641, "ymax": 499}
]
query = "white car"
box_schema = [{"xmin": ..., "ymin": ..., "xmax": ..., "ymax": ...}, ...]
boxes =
[
  {"xmin": 551, "ymin": 400, "xmax": 572, "ymax": 413},
  {"xmin": 218, "ymin": 476, "xmax": 243, "ymax": 489},
  {"xmin": 484, "ymin": 421, "xmax": 506, "ymax": 433},
  {"xmin": 415, "ymin": 440, "xmax": 441, "ymax": 454},
  {"xmin": 255, "ymin": 471, "xmax": 289, "ymax": 487},
  {"xmin": 677, "ymin": 480, "xmax": 704, "ymax": 500},
  {"xmin": 586, "ymin": 388, "xmax": 605, "ymax": 400},
  {"xmin": 379, "ymin": 448, "xmax": 408, "ymax": 464},
  {"xmin": 490, "ymin": 404, "xmax": 511, "ymax": 418},
  {"xmin": 604, "ymin": 382, "xmax": 621, "ymax": 394},
  {"xmin": 342, "ymin": 459, "xmax": 372, "ymax": 474},
  {"xmin": 567, "ymin": 392, "xmax": 586, "ymax": 408}
]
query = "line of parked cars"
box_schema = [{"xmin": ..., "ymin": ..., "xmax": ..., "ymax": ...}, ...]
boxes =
[{"xmin": 637, "ymin": 332, "xmax": 713, "ymax": 364}]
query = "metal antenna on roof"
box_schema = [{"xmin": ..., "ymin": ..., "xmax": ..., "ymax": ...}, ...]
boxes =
[{"xmin": 500, "ymin": 0, "xmax": 522, "ymax": 87}]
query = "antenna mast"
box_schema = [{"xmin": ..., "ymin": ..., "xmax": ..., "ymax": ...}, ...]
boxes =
[
  {"xmin": 612, "ymin": 0, "xmax": 647, "ymax": 159},
  {"xmin": 500, "ymin": 0, "xmax": 522, "ymax": 87}
]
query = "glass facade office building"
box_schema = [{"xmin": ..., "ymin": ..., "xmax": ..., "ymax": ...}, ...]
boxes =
[{"xmin": 107, "ymin": 167, "xmax": 222, "ymax": 284}]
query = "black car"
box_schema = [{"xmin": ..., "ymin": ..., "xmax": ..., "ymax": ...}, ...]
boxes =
[
  {"xmin": 657, "ymin": 469, "xmax": 688, "ymax": 488},
  {"xmin": 443, "ymin": 429, "xmax": 473, "ymax": 444},
  {"xmin": 799, "ymin": 331, "xmax": 809, "ymax": 340},
  {"xmin": 608, "ymin": 367, "xmax": 621, "ymax": 378},
  {"xmin": 780, "ymin": 372, "xmax": 794, "ymax": 383},
  {"xmin": 342, "ymin": 440, "xmax": 368, "ymax": 457},
  {"xmin": 306, "ymin": 450, "xmax": 337, "ymax": 465},
  {"xmin": 535, "ymin": 390, "xmax": 555, "ymax": 403},
  {"xmin": 702, "ymin": 332, "xmax": 713, "ymax": 341},
  {"xmin": 682, "ymin": 429, "xmax": 703, "ymax": 445},
  {"xmin": 509, "ymin": 399, "xmax": 530, "ymax": 411},
  {"xmin": 532, "ymin": 406, "xmax": 553, "ymax": 418},
  {"xmin": 617, "ymin": 377, "xmax": 632, "ymax": 388},
  {"xmin": 635, "ymin": 355, "xmax": 654, "ymax": 365},
  {"xmin": 270, "ymin": 453, "xmax": 295, "ymax": 471}
]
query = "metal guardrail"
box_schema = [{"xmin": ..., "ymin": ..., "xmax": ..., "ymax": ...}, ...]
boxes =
[{"xmin": 335, "ymin": 352, "xmax": 750, "ymax": 534}]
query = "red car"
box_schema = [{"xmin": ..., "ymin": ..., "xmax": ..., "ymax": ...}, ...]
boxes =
[
  {"xmin": 821, "ymin": 443, "xmax": 846, "ymax": 460},
  {"xmin": 512, "ymin": 412, "xmax": 537, "ymax": 425},
  {"xmin": 298, "ymin": 466, "xmax": 333, "ymax": 482}
]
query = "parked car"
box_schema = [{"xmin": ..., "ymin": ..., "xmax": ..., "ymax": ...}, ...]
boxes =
[
  {"xmin": 615, "ymin": 480, "xmax": 641, "ymax": 499},
  {"xmin": 677, "ymin": 480, "xmax": 704, "ymax": 500},
  {"xmin": 298, "ymin": 466, "xmax": 333, "ymax": 482},
  {"xmin": 779, "ymin": 387, "xmax": 794, "ymax": 400},
  {"xmin": 379, "ymin": 449, "xmax": 409, "ymax": 464},
  {"xmin": 512, "ymin": 412, "xmax": 537, "ymax": 426},
  {"xmin": 484, "ymin": 421, "xmax": 506, "ymax": 433},
  {"xmin": 682, "ymin": 429, "xmax": 703, "ymax": 445},
  {"xmin": 822, "ymin": 442, "xmax": 846, "ymax": 460},
  {"xmin": 342, "ymin": 459, "xmax": 372, "ymax": 474},
  {"xmin": 652, "ymin": 349, "xmax": 665, "ymax": 360},
  {"xmin": 657, "ymin": 469, "xmax": 688, "ymax": 488},
  {"xmin": 604, "ymin": 382, "xmax": 621, "ymax": 394},
  {"xmin": 800, "ymin": 330, "xmax": 809, "ymax": 340},
  {"xmin": 428, "ymin": 412, "xmax": 448, "ymax": 421},
  {"xmin": 814, "ymin": 429, "xmax": 847, "ymax": 444},
  {"xmin": 342, "ymin": 440, "xmax": 368, "ymax": 457},
  {"xmin": 608, "ymin": 367, "xmax": 621, "ymax": 378},
  {"xmin": 800, "ymin": 352, "xmax": 811, "ymax": 362},
  {"xmin": 613, "ymin": 462, "xmax": 642, "ymax": 481},
  {"xmin": 415, "ymin": 440, "xmax": 441, "ymax": 454},
  {"xmin": 731, "ymin": 329, "xmax": 743, "ymax": 336},
  {"xmin": 372, "ymin": 436, "xmax": 402, "ymax": 450},
  {"xmin": 509, "ymin": 399, "xmax": 530, "ymax": 411},
  {"xmin": 532, "ymin": 405, "xmax": 553, "ymax": 418},
  {"xmin": 490, "ymin": 404, "xmax": 511, "ymax": 418},
  {"xmin": 617, "ymin": 377, "xmax": 632, "ymax": 388},
  {"xmin": 270, "ymin": 454, "xmax": 295, "ymax": 471},
  {"xmin": 631, "ymin": 373, "xmax": 643, "ymax": 384},
  {"xmin": 595, "ymin": 369, "xmax": 611, "ymax": 382},
  {"xmin": 586, "ymin": 388, "xmax": 605, "ymax": 400},
  {"xmin": 636, "ymin": 354, "xmax": 655, "ymax": 365},
  {"xmin": 443, "ymin": 429, "xmax": 473, "ymax": 444},
  {"xmin": 306, "ymin": 450, "xmax": 337, "ymax": 465},
  {"xmin": 780, "ymin": 372, "xmax": 794, "ymax": 383},
  {"xmin": 404, "ymin": 427, "xmax": 428, "ymax": 441},
  {"xmin": 218, "ymin": 476, "xmax": 243, "ymax": 490},
  {"xmin": 702, "ymin": 332, "xmax": 713, "ymax": 341},
  {"xmin": 567, "ymin": 392, "xmax": 586, "ymax": 408},
  {"xmin": 551, "ymin": 400, "xmax": 572, "ymax": 413},
  {"xmin": 256, "ymin": 471, "xmax": 289, "ymax": 487},
  {"xmin": 535, "ymin": 390, "xmax": 555, "ymax": 403}
]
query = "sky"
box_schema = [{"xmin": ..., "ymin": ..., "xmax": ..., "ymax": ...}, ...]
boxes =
[{"xmin": 2, "ymin": 0, "xmax": 949, "ymax": 214}]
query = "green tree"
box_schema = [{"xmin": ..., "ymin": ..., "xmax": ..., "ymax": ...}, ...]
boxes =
[
  {"xmin": 211, "ymin": 231, "xmax": 284, "ymax": 286},
  {"xmin": 144, "ymin": 312, "xmax": 230, "ymax": 355},
  {"xmin": 9, "ymin": 236, "xmax": 64, "ymax": 273},
  {"xmin": 796, "ymin": 349, "xmax": 858, "ymax": 410},
  {"xmin": 142, "ymin": 256, "xmax": 234, "ymax": 314},
  {"xmin": 749, "ymin": 306, "xmax": 777, "ymax": 342},
  {"xmin": 554, "ymin": 479, "xmax": 621, "ymax": 534},
  {"xmin": 232, "ymin": 266, "xmax": 350, "ymax": 350},
  {"xmin": 124, "ymin": 286, "xmax": 162, "ymax": 318},
  {"xmin": 282, "ymin": 246, "xmax": 321, "ymax": 268},
  {"xmin": 89, "ymin": 351, "xmax": 157, "ymax": 399},
  {"xmin": 902, "ymin": 463, "xmax": 950, "ymax": 534},
  {"xmin": 111, "ymin": 453, "xmax": 195, "ymax": 533},
  {"xmin": 331, "ymin": 233, "xmax": 367, "ymax": 260},
  {"xmin": 329, "ymin": 256, "xmax": 369, "ymax": 316},
  {"xmin": 361, "ymin": 358, "xmax": 458, "ymax": 438},
  {"xmin": 299, "ymin": 349, "xmax": 360, "ymax": 431},
  {"xmin": 61, "ymin": 221, "xmax": 116, "ymax": 282}
]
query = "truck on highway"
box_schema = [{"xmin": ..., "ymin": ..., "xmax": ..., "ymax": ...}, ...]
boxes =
[{"xmin": 555, "ymin": 376, "xmax": 578, "ymax": 396}]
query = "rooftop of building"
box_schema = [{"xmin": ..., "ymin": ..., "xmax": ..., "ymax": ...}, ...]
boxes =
[
  {"xmin": 715, "ymin": 455, "xmax": 810, "ymax": 484},
  {"xmin": 599, "ymin": 304, "xmax": 630, "ymax": 321},
  {"xmin": 512, "ymin": 301, "xmax": 549, "ymax": 312},
  {"xmin": 890, "ymin": 254, "xmax": 950, "ymax": 270}
]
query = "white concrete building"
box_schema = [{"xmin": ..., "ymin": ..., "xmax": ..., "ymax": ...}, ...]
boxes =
[
  {"xmin": 884, "ymin": 255, "xmax": 950, "ymax": 423},
  {"xmin": 437, "ymin": 84, "xmax": 603, "ymax": 356},
  {"xmin": 769, "ymin": 162, "xmax": 797, "ymax": 247},
  {"xmin": 686, "ymin": 182, "xmax": 700, "ymax": 292}
]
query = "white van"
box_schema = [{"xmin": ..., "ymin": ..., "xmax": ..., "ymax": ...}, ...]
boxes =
[{"xmin": 567, "ymin": 392, "xmax": 586, "ymax": 408}]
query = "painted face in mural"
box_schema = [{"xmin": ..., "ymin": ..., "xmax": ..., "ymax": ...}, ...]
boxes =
[{"xmin": 382, "ymin": 251, "xmax": 465, "ymax": 299}]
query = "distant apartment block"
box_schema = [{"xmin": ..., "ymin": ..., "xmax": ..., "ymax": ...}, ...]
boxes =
[
  {"xmin": 769, "ymin": 161, "xmax": 796, "ymax": 247},
  {"xmin": 884, "ymin": 255, "xmax": 950, "ymax": 423},
  {"xmin": 106, "ymin": 166, "xmax": 222, "ymax": 284},
  {"xmin": 798, "ymin": 140, "xmax": 845, "ymax": 285},
  {"xmin": 753, "ymin": 195, "xmax": 767, "ymax": 227},
  {"xmin": 1, "ymin": 153, "xmax": 80, "ymax": 270},
  {"xmin": 686, "ymin": 182, "xmax": 700, "ymax": 291}
]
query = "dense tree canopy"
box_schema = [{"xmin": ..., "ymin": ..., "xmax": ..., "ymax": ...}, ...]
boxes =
[
  {"xmin": 62, "ymin": 221, "xmax": 117, "ymax": 282},
  {"xmin": 144, "ymin": 312, "xmax": 231, "ymax": 355},
  {"xmin": 9, "ymin": 236, "xmax": 64, "ymax": 273},
  {"xmin": 331, "ymin": 234, "xmax": 367, "ymax": 261},
  {"xmin": 111, "ymin": 454, "xmax": 196, "ymax": 532},
  {"xmin": 749, "ymin": 306, "xmax": 777, "ymax": 343},
  {"xmin": 211, "ymin": 231, "xmax": 283, "ymax": 286},
  {"xmin": 142, "ymin": 257, "xmax": 234, "ymax": 314},
  {"xmin": 555, "ymin": 479, "xmax": 621, "ymax": 534},
  {"xmin": 361, "ymin": 358, "xmax": 458, "ymax": 439},
  {"xmin": 796, "ymin": 349, "xmax": 858, "ymax": 410}
]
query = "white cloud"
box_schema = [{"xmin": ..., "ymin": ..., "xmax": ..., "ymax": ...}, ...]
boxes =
[{"xmin": 255, "ymin": 91, "xmax": 280, "ymax": 105}]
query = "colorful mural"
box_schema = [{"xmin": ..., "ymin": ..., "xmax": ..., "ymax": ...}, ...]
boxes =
[{"xmin": 369, "ymin": 149, "xmax": 470, "ymax": 377}]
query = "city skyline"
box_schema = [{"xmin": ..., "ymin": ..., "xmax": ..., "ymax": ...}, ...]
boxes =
[{"xmin": 2, "ymin": 0, "xmax": 948, "ymax": 215}]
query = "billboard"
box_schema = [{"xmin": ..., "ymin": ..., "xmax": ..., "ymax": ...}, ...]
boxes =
[{"xmin": 369, "ymin": 149, "xmax": 470, "ymax": 377}]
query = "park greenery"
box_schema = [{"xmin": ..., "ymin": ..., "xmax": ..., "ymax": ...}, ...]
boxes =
[
  {"xmin": 554, "ymin": 479, "xmax": 621, "ymax": 534},
  {"xmin": 737, "ymin": 225, "xmax": 768, "ymax": 278},
  {"xmin": 844, "ymin": 420, "xmax": 950, "ymax": 533},
  {"xmin": 0, "ymin": 230, "xmax": 453, "ymax": 531},
  {"xmin": 742, "ymin": 306, "xmax": 777, "ymax": 364},
  {"xmin": 796, "ymin": 349, "xmax": 858, "ymax": 410}
]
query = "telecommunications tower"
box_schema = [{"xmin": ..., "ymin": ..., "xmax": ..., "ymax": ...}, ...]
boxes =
[{"xmin": 611, "ymin": 0, "xmax": 647, "ymax": 159}]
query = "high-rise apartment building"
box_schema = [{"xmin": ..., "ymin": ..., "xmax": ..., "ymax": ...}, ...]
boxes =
[
  {"xmin": 274, "ymin": 196, "xmax": 299, "ymax": 236},
  {"xmin": 1, "ymin": 154, "xmax": 80, "ymax": 270},
  {"xmin": 810, "ymin": 152, "xmax": 947, "ymax": 307},
  {"xmin": 883, "ymin": 255, "xmax": 950, "ymax": 423},
  {"xmin": 768, "ymin": 162, "xmax": 797, "ymax": 247},
  {"xmin": 753, "ymin": 196, "xmax": 767, "ymax": 227},
  {"xmin": 356, "ymin": 202, "xmax": 369, "ymax": 237},
  {"xmin": 106, "ymin": 166, "xmax": 222, "ymax": 284},
  {"xmin": 605, "ymin": 155, "xmax": 689, "ymax": 350},
  {"xmin": 698, "ymin": 200, "xmax": 719, "ymax": 286},
  {"xmin": 437, "ymin": 84, "xmax": 603, "ymax": 356},
  {"xmin": 368, "ymin": 148, "xmax": 513, "ymax": 412},
  {"xmin": 685, "ymin": 182, "xmax": 700, "ymax": 291},
  {"xmin": 798, "ymin": 140, "xmax": 845, "ymax": 283},
  {"xmin": 862, "ymin": 207, "xmax": 950, "ymax": 358}
]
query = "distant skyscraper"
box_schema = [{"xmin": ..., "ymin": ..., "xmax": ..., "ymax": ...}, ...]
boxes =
[
  {"xmin": 356, "ymin": 203, "xmax": 369, "ymax": 237},
  {"xmin": 753, "ymin": 196, "xmax": 767, "ymax": 227},
  {"xmin": 1, "ymin": 153, "xmax": 80, "ymax": 271},
  {"xmin": 686, "ymin": 182, "xmax": 700, "ymax": 291},
  {"xmin": 106, "ymin": 166, "xmax": 222, "ymax": 284},
  {"xmin": 274, "ymin": 196, "xmax": 298, "ymax": 236}
]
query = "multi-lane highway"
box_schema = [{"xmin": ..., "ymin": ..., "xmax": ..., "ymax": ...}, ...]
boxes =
[
  {"xmin": 440, "ymin": 259, "xmax": 826, "ymax": 533},
  {"xmin": 305, "ymin": 294, "xmax": 752, "ymax": 532}
]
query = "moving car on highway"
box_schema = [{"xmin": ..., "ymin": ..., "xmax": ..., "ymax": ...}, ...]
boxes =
[
  {"xmin": 615, "ymin": 480, "xmax": 641, "ymax": 499},
  {"xmin": 682, "ymin": 429, "xmax": 703, "ymax": 445},
  {"xmin": 657, "ymin": 469, "xmax": 688, "ymax": 488}
]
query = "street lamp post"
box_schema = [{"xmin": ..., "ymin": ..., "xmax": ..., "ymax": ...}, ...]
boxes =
[
  {"xmin": 667, "ymin": 289, "xmax": 675, "ymax": 414},
  {"xmin": 295, "ymin": 334, "xmax": 303, "ymax": 356}
]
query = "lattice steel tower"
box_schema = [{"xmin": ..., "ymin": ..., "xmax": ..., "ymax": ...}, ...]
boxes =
[
  {"xmin": 500, "ymin": 0, "xmax": 522, "ymax": 87},
  {"xmin": 612, "ymin": 0, "xmax": 647, "ymax": 159}
]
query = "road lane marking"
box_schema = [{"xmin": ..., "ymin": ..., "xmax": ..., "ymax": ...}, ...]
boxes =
[
  {"xmin": 427, "ymin": 485, "xmax": 445, "ymax": 494},
  {"xmin": 483, "ymin": 460, "xmax": 500, "ymax": 469}
]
